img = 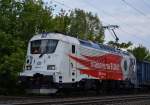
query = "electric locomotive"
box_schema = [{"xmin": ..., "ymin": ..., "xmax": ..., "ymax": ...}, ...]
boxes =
[{"xmin": 20, "ymin": 33, "xmax": 137, "ymax": 94}]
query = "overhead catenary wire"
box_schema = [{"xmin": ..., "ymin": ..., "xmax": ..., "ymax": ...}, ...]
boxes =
[
  {"xmin": 84, "ymin": 0, "xmax": 150, "ymax": 47},
  {"xmin": 119, "ymin": 27, "xmax": 149, "ymax": 43},
  {"xmin": 84, "ymin": 0, "xmax": 150, "ymax": 33},
  {"xmin": 101, "ymin": 10, "xmax": 145, "ymax": 34},
  {"xmin": 51, "ymin": 0, "xmax": 150, "ymax": 31},
  {"xmin": 121, "ymin": 0, "xmax": 149, "ymax": 18},
  {"xmin": 107, "ymin": 16, "xmax": 150, "ymax": 47},
  {"xmin": 101, "ymin": 10, "xmax": 150, "ymax": 44},
  {"xmin": 118, "ymin": 27, "xmax": 150, "ymax": 47},
  {"xmin": 50, "ymin": 0, "xmax": 72, "ymax": 10},
  {"xmin": 84, "ymin": 0, "xmax": 148, "ymax": 34}
]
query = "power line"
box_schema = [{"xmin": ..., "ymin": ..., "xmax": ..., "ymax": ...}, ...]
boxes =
[
  {"xmin": 50, "ymin": 0, "xmax": 72, "ymax": 10},
  {"xmin": 85, "ymin": 0, "xmax": 150, "ymax": 44},
  {"xmin": 83, "ymin": 0, "xmax": 150, "ymax": 43},
  {"xmin": 121, "ymin": 0, "xmax": 148, "ymax": 17},
  {"xmin": 49, "ymin": 0, "xmax": 150, "ymax": 48},
  {"xmin": 79, "ymin": 1, "xmax": 150, "ymax": 48},
  {"xmin": 103, "ymin": 13, "xmax": 150, "ymax": 46},
  {"xmin": 84, "ymin": 0, "xmax": 148, "ymax": 34},
  {"xmin": 101, "ymin": 10, "xmax": 143, "ymax": 33},
  {"xmin": 119, "ymin": 27, "xmax": 150, "ymax": 47}
]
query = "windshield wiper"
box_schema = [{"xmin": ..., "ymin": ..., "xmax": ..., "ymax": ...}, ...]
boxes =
[{"xmin": 39, "ymin": 51, "xmax": 46, "ymax": 58}]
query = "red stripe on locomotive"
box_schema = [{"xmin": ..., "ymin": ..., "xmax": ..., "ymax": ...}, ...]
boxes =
[{"xmin": 69, "ymin": 54, "xmax": 123, "ymax": 80}]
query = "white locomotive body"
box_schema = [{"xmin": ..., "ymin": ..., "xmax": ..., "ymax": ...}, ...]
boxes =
[{"xmin": 20, "ymin": 33, "xmax": 136, "ymax": 94}]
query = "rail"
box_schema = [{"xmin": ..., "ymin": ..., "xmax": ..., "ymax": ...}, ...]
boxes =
[{"xmin": 0, "ymin": 94, "xmax": 150, "ymax": 105}]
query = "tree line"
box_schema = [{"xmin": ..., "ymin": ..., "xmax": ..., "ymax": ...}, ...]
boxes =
[{"xmin": 0, "ymin": 0, "xmax": 150, "ymax": 95}]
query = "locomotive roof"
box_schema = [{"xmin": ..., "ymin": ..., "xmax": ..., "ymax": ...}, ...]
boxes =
[
  {"xmin": 79, "ymin": 39, "xmax": 129, "ymax": 55},
  {"xmin": 30, "ymin": 33, "xmax": 130, "ymax": 56},
  {"xmin": 30, "ymin": 33, "xmax": 80, "ymax": 45}
]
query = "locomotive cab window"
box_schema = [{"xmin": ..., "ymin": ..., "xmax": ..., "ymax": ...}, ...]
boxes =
[
  {"xmin": 31, "ymin": 39, "xmax": 58, "ymax": 54},
  {"xmin": 72, "ymin": 45, "xmax": 75, "ymax": 54}
]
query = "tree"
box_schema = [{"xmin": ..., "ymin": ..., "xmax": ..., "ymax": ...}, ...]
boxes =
[
  {"xmin": 67, "ymin": 9, "xmax": 104, "ymax": 43},
  {"xmin": 52, "ymin": 9, "xmax": 71, "ymax": 34},
  {"xmin": 0, "ymin": 31, "xmax": 25, "ymax": 94},
  {"xmin": 129, "ymin": 45, "xmax": 150, "ymax": 62},
  {"xmin": 17, "ymin": 0, "xmax": 54, "ymax": 43},
  {"xmin": 108, "ymin": 41, "xmax": 133, "ymax": 49},
  {"xmin": 51, "ymin": 9, "xmax": 104, "ymax": 43}
]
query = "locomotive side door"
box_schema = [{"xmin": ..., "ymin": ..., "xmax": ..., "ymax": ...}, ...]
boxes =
[{"xmin": 69, "ymin": 44, "xmax": 78, "ymax": 82}]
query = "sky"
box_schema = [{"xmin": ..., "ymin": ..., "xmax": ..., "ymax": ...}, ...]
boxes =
[{"xmin": 44, "ymin": 0, "xmax": 150, "ymax": 49}]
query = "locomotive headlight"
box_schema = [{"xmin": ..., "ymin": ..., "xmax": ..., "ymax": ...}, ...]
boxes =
[
  {"xmin": 47, "ymin": 65, "xmax": 55, "ymax": 70},
  {"xmin": 26, "ymin": 65, "xmax": 32, "ymax": 70}
]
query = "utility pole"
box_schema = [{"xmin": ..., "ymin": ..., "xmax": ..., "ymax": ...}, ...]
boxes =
[{"xmin": 103, "ymin": 25, "xmax": 119, "ymax": 43}]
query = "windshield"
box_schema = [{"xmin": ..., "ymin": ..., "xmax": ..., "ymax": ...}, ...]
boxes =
[{"xmin": 31, "ymin": 39, "xmax": 58, "ymax": 54}]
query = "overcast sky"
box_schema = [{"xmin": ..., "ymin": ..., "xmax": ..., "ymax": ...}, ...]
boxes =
[{"xmin": 44, "ymin": 0, "xmax": 150, "ymax": 49}]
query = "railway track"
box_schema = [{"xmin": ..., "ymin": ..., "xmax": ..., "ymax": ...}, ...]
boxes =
[{"xmin": 0, "ymin": 94, "xmax": 150, "ymax": 105}]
